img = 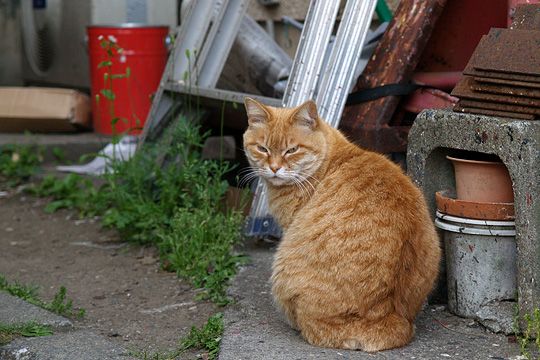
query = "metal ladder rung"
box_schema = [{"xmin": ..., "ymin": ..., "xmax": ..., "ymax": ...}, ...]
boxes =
[{"xmin": 163, "ymin": 82, "xmax": 282, "ymax": 107}]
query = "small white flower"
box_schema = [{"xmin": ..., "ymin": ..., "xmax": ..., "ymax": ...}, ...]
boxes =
[
  {"xmin": 98, "ymin": 35, "xmax": 104, "ymax": 40},
  {"xmin": 108, "ymin": 35, "xmax": 117, "ymax": 43}
]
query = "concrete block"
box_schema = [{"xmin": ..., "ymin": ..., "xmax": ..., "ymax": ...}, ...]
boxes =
[
  {"xmin": 0, "ymin": 292, "xmax": 72, "ymax": 329},
  {"xmin": 407, "ymin": 109, "xmax": 540, "ymax": 324},
  {"xmin": 0, "ymin": 330, "xmax": 127, "ymax": 360}
]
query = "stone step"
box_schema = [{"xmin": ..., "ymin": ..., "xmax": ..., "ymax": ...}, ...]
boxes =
[
  {"xmin": 0, "ymin": 292, "xmax": 72, "ymax": 329},
  {"xmin": 0, "ymin": 133, "xmax": 109, "ymax": 163},
  {"xmin": 0, "ymin": 330, "xmax": 127, "ymax": 360}
]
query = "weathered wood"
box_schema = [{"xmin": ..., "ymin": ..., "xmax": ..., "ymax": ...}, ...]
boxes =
[{"xmin": 339, "ymin": 0, "xmax": 447, "ymax": 153}]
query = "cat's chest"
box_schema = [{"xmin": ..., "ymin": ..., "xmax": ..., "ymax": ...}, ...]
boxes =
[{"xmin": 267, "ymin": 187, "xmax": 307, "ymax": 230}]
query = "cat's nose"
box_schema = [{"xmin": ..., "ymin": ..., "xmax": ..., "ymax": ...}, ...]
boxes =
[{"xmin": 269, "ymin": 165, "xmax": 281, "ymax": 173}]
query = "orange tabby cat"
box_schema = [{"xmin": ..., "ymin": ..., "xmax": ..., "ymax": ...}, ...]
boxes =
[{"xmin": 243, "ymin": 98, "xmax": 441, "ymax": 352}]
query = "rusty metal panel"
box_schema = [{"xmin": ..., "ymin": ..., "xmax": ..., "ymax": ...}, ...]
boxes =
[
  {"xmin": 463, "ymin": 34, "xmax": 540, "ymax": 83},
  {"xmin": 471, "ymin": 28, "xmax": 540, "ymax": 76},
  {"xmin": 452, "ymin": 4, "xmax": 540, "ymax": 121},
  {"xmin": 510, "ymin": 4, "xmax": 540, "ymax": 29},
  {"xmin": 339, "ymin": 0, "xmax": 447, "ymax": 153},
  {"xmin": 454, "ymin": 104, "xmax": 535, "ymax": 120},
  {"xmin": 471, "ymin": 81, "xmax": 540, "ymax": 99},
  {"xmin": 465, "ymin": 67, "xmax": 540, "ymax": 83},
  {"xmin": 476, "ymin": 76, "xmax": 540, "ymax": 89},
  {"xmin": 452, "ymin": 76, "xmax": 540, "ymax": 107},
  {"xmin": 459, "ymin": 99, "xmax": 540, "ymax": 115}
]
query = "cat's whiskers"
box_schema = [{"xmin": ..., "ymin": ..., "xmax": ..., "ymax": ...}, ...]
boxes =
[
  {"xmin": 298, "ymin": 171, "xmax": 321, "ymax": 185},
  {"xmin": 238, "ymin": 166, "xmax": 260, "ymax": 175},
  {"xmin": 284, "ymin": 171, "xmax": 314, "ymax": 198},
  {"xmin": 289, "ymin": 176, "xmax": 309, "ymax": 198},
  {"xmin": 238, "ymin": 174, "xmax": 261, "ymax": 188},
  {"xmin": 291, "ymin": 172, "xmax": 316, "ymax": 195},
  {"xmin": 238, "ymin": 168, "xmax": 264, "ymax": 187}
]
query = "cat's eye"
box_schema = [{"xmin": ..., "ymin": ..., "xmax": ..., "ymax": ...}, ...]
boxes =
[
  {"xmin": 257, "ymin": 145, "xmax": 268, "ymax": 153},
  {"xmin": 286, "ymin": 146, "xmax": 299, "ymax": 154}
]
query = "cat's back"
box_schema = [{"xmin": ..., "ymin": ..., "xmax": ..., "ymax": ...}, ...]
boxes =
[{"xmin": 318, "ymin": 136, "xmax": 426, "ymax": 220}]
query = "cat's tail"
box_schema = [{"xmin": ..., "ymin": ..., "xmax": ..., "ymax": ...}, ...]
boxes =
[{"xmin": 297, "ymin": 311, "xmax": 414, "ymax": 352}]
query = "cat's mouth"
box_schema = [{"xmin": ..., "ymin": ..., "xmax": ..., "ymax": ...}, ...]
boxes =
[
  {"xmin": 266, "ymin": 176, "xmax": 289, "ymax": 186},
  {"xmin": 263, "ymin": 172, "xmax": 291, "ymax": 186}
]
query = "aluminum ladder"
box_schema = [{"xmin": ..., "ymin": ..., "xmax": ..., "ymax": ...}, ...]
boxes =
[
  {"xmin": 141, "ymin": 0, "xmax": 378, "ymax": 238},
  {"xmin": 247, "ymin": 0, "xmax": 378, "ymax": 237}
]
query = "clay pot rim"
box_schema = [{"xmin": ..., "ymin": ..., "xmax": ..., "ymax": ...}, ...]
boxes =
[
  {"xmin": 446, "ymin": 155, "xmax": 504, "ymax": 166},
  {"xmin": 435, "ymin": 190, "xmax": 515, "ymax": 221},
  {"xmin": 446, "ymin": 155, "xmax": 504, "ymax": 165},
  {"xmin": 436, "ymin": 189, "xmax": 514, "ymax": 206}
]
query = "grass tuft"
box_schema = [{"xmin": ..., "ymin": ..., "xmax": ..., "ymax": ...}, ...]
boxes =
[
  {"xmin": 0, "ymin": 275, "xmax": 85, "ymax": 319},
  {"xmin": 0, "ymin": 144, "xmax": 43, "ymax": 188},
  {"xmin": 0, "ymin": 321, "xmax": 53, "ymax": 345},
  {"xmin": 181, "ymin": 313, "xmax": 224, "ymax": 360},
  {"xmin": 127, "ymin": 313, "xmax": 224, "ymax": 360}
]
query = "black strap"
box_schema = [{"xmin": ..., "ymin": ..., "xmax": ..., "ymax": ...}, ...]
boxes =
[{"xmin": 345, "ymin": 83, "xmax": 426, "ymax": 106}]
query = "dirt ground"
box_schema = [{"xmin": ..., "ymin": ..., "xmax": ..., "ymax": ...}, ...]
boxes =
[{"xmin": 0, "ymin": 189, "xmax": 218, "ymax": 356}]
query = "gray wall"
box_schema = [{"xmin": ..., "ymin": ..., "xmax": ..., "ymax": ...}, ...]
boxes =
[{"xmin": 0, "ymin": 0, "xmax": 23, "ymax": 85}]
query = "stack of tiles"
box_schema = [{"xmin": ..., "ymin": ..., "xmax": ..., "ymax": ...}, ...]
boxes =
[{"xmin": 451, "ymin": 4, "xmax": 540, "ymax": 120}]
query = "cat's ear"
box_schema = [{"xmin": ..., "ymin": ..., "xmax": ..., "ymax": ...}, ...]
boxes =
[
  {"xmin": 244, "ymin": 97, "xmax": 269, "ymax": 127},
  {"xmin": 293, "ymin": 100, "xmax": 319, "ymax": 130}
]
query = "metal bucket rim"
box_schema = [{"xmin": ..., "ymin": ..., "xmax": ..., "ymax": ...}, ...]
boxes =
[
  {"xmin": 87, "ymin": 24, "xmax": 170, "ymax": 29},
  {"xmin": 436, "ymin": 211, "xmax": 515, "ymax": 227},
  {"xmin": 434, "ymin": 218, "xmax": 516, "ymax": 236}
]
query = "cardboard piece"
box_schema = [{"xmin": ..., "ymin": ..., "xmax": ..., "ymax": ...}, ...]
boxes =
[{"xmin": 0, "ymin": 87, "xmax": 92, "ymax": 132}]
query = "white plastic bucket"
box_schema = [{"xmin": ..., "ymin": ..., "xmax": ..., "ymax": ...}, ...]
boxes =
[{"xmin": 435, "ymin": 211, "xmax": 517, "ymax": 318}]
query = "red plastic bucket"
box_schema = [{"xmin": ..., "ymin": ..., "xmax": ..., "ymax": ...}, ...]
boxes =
[{"xmin": 87, "ymin": 24, "xmax": 168, "ymax": 135}]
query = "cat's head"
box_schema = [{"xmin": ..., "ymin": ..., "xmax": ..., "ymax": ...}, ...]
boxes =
[{"xmin": 242, "ymin": 98, "xmax": 327, "ymax": 186}]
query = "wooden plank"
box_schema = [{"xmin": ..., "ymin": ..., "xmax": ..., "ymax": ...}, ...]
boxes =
[{"xmin": 339, "ymin": 0, "xmax": 447, "ymax": 153}]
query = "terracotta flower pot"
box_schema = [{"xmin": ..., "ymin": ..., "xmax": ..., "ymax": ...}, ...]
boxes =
[
  {"xmin": 435, "ymin": 190, "xmax": 514, "ymax": 221},
  {"xmin": 447, "ymin": 155, "xmax": 514, "ymax": 203}
]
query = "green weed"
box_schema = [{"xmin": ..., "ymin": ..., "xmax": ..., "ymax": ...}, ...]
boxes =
[
  {"xmin": 181, "ymin": 313, "xmax": 224, "ymax": 360},
  {"xmin": 45, "ymin": 286, "xmax": 86, "ymax": 319},
  {"xmin": 0, "ymin": 322, "xmax": 53, "ymax": 345},
  {"xmin": 27, "ymin": 117, "xmax": 246, "ymax": 305},
  {"xmin": 159, "ymin": 208, "xmax": 246, "ymax": 305},
  {"xmin": 28, "ymin": 174, "xmax": 102, "ymax": 215},
  {"xmin": 127, "ymin": 313, "xmax": 224, "ymax": 359},
  {"xmin": 0, "ymin": 144, "xmax": 43, "ymax": 187},
  {"xmin": 52, "ymin": 147, "xmax": 67, "ymax": 163},
  {"xmin": 0, "ymin": 275, "xmax": 85, "ymax": 319},
  {"xmin": 515, "ymin": 307, "xmax": 540, "ymax": 359},
  {"xmin": 127, "ymin": 348, "xmax": 180, "ymax": 360}
]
